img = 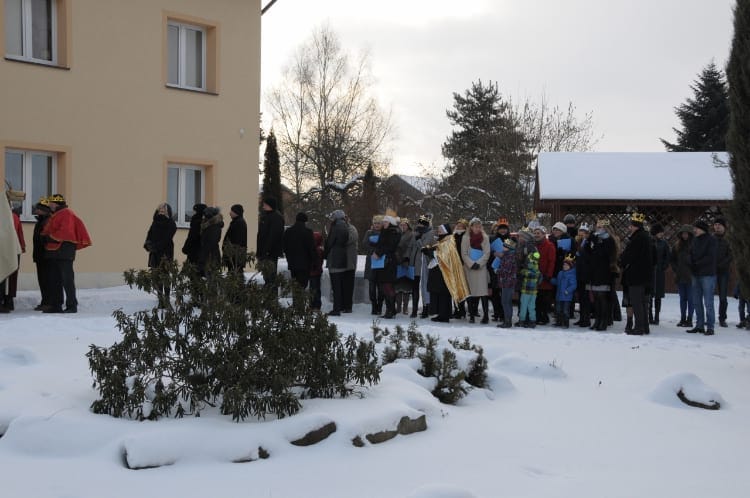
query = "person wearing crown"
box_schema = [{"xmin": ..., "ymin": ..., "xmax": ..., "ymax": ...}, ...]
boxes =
[
  {"xmin": 619, "ymin": 212, "xmax": 653, "ymax": 335},
  {"xmin": 40, "ymin": 194, "xmax": 92, "ymax": 313},
  {"xmin": 588, "ymin": 219, "xmax": 620, "ymax": 331}
]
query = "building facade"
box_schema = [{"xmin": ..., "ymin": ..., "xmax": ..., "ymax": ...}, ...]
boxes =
[{"xmin": 1, "ymin": 0, "xmax": 261, "ymax": 288}]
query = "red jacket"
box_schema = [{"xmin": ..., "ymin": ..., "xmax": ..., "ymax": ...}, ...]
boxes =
[
  {"xmin": 13, "ymin": 212, "xmax": 25, "ymax": 253},
  {"xmin": 536, "ymin": 237, "xmax": 556, "ymax": 290}
]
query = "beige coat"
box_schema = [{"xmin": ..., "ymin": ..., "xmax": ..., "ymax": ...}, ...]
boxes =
[{"xmin": 461, "ymin": 231, "xmax": 490, "ymax": 296}]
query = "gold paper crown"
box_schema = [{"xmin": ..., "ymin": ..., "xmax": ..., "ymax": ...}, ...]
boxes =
[
  {"xmin": 38, "ymin": 196, "xmax": 50, "ymax": 206},
  {"xmin": 597, "ymin": 218, "xmax": 610, "ymax": 227},
  {"xmin": 456, "ymin": 218, "xmax": 469, "ymax": 226},
  {"xmin": 400, "ymin": 218, "xmax": 410, "ymax": 225},
  {"xmin": 563, "ymin": 254, "xmax": 576, "ymax": 265},
  {"xmin": 630, "ymin": 212, "xmax": 646, "ymax": 223},
  {"xmin": 48, "ymin": 193, "xmax": 65, "ymax": 203},
  {"xmin": 525, "ymin": 211, "xmax": 537, "ymax": 222},
  {"xmin": 372, "ymin": 214, "xmax": 384, "ymax": 223}
]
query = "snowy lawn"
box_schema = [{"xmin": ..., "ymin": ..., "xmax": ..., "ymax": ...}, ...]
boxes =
[{"xmin": 1, "ymin": 286, "xmax": 748, "ymax": 498}]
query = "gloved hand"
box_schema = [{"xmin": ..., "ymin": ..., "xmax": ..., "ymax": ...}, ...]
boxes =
[{"xmin": 471, "ymin": 262, "xmax": 480, "ymax": 270}]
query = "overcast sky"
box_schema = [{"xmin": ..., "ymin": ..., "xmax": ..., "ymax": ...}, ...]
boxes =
[{"xmin": 260, "ymin": 0, "xmax": 735, "ymax": 176}]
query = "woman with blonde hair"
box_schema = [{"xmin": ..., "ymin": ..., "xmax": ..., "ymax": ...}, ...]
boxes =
[{"xmin": 461, "ymin": 217, "xmax": 491, "ymax": 323}]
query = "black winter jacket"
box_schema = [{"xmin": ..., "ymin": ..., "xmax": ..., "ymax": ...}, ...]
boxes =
[
  {"xmin": 690, "ymin": 233, "xmax": 717, "ymax": 277},
  {"xmin": 256, "ymin": 209, "xmax": 285, "ymax": 260},
  {"xmin": 145, "ymin": 212, "xmax": 177, "ymax": 268},
  {"xmin": 715, "ymin": 234, "xmax": 732, "ymax": 274},
  {"xmin": 283, "ymin": 221, "xmax": 315, "ymax": 273},
  {"xmin": 620, "ymin": 228, "xmax": 652, "ymax": 287}
]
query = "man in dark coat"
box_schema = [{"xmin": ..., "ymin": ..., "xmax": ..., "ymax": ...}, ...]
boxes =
[
  {"xmin": 283, "ymin": 212, "xmax": 315, "ymax": 301},
  {"xmin": 222, "ymin": 204, "xmax": 248, "ymax": 275},
  {"xmin": 619, "ymin": 213, "xmax": 653, "ymax": 335},
  {"xmin": 688, "ymin": 219, "xmax": 718, "ymax": 335},
  {"xmin": 32, "ymin": 200, "xmax": 52, "ymax": 311},
  {"xmin": 324, "ymin": 210, "xmax": 349, "ymax": 316},
  {"xmin": 182, "ymin": 203, "xmax": 206, "ymax": 266},
  {"xmin": 256, "ymin": 197, "xmax": 285, "ymax": 291},
  {"xmin": 145, "ymin": 202, "xmax": 177, "ymax": 307},
  {"xmin": 713, "ymin": 217, "xmax": 732, "ymax": 327}
]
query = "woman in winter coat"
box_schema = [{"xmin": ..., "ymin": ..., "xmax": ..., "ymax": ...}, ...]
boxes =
[
  {"xmin": 395, "ymin": 219, "xmax": 416, "ymax": 315},
  {"xmin": 373, "ymin": 215, "xmax": 401, "ymax": 318},
  {"xmin": 494, "ymin": 238, "xmax": 518, "ymax": 328},
  {"xmin": 649, "ymin": 223, "xmax": 670, "ymax": 325},
  {"xmin": 362, "ymin": 216, "xmax": 383, "ymax": 315},
  {"xmin": 574, "ymin": 223, "xmax": 592, "ymax": 327},
  {"xmin": 199, "ymin": 206, "xmax": 224, "ymax": 277},
  {"xmin": 461, "ymin": 217, "xmax": 490, "ymax": 323},
  {"xmin": 670, "ymin": 225, "xmax": 694, "ymax": 327},
  {"xmin": 144, "ymin": 202, "xmax": 177, "ymax": 307},
  {"xmin": 323, "ymin": 210, "xmax": 349, "ymax": 316},
  {"xmin": 586, "ymin": 220, "xmax": 619, "ymax": 331}
]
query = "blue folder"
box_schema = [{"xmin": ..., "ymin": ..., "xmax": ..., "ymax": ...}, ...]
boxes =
[
  {"xmin": 371, "ymin": 254, "xmax": 385, "ymax": 269},
  {"xmin": 469, "ymin": 247, "xmax": 484, "ymax": 261},
  {"xmin": 397, "ymin": 265, "xmax": 415, "ymax": 280}
]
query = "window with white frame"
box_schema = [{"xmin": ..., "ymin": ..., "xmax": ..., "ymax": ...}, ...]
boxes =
[
  {"xmin": 4, "ymin": 0, "xmax": 57, "ymax": 64},
  {"xmin": 4, "ymin": 149, "xmax": 57, "ymax": 220},
  {"xmin": 167, "ymin": 21, "xmax": 206, "ymax": 91},
  {"xmin": 167, "ymin": 164, "xmax": 205, "ymax": 227}
]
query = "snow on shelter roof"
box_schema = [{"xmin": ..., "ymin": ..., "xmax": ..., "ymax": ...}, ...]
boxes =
[{"xmin": 537, "ymin": 152, "xmax": 732, "ymax": 201}]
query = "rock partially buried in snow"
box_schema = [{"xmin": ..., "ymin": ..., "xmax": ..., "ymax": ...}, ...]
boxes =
[
  {"xmin": 290, "ymin": 421, "xmax": 337, "ymax": 446},
  {"xmin": 650, "ymin": 372, "xmax": 724, "ymax": 410},
  {"xmin": 353, "ymin": 414, "xmax": 427, "ymax": 446}
]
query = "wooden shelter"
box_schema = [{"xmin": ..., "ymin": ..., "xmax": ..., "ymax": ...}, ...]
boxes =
[{"xmin": 534, "ymin": 152, "xmax": 732, "ymax": 237}]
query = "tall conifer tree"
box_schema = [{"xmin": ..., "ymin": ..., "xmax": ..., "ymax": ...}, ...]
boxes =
[
  {"xmin": 262, "ymin": 130, "xmax": 283, "ymax": 215},
  {"xmin": 727, "ymin": 0, "xmax": 750, "ymax": 297},
  {"xmin": 661, "ymin": 62, "xmax": 730, "ymax": 152}
]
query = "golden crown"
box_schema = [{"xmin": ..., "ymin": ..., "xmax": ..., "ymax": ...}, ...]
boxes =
[
  {"xmin": 38, "ymin": 196, "xmax": 50, "ymax": 206},
  {"xmin": 563, "ymin": 254, "xmax": 576, "ymax": 265},
  {"xmin": 48, "ymin": 194, "xmax": 65, "ymax": 203},
  {"xmin": 596, "ymin": 219, "xmax": 610, "ymax": 227},
  {"xmin": 630, "ymin": 212, "xmax": 646, "ymax": 223}
]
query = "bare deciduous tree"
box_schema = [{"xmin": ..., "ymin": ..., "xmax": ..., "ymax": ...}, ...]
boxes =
[{"xmin": 266, "ymin": 25, "xmax": 392, "ymax": 215}]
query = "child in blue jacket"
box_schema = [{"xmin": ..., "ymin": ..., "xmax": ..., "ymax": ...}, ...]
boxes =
[{"xmin": 553, "ymin": 255, "xmax": 577, "ymax": 328}]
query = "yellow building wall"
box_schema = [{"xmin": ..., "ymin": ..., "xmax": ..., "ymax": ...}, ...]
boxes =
[{"xmin": 0, "ymin": 0, "xmax": 260, "ymax": 288}]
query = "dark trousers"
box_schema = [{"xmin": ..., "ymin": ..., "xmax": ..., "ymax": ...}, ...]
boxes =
[
  {"xmin": 411, "ymin": 275, "xmax": 421, "ymax": 311},
  {"xmin": 342, "ymin": 269, "xmax": 355, "ymax": 312},
  {"xmin": 329, "ymin": 271, "xmax": 345, "ymax": 312},
  {"xmin": 629, "ymin": 285, "xmax": 648, "ymax": 333},
  {"xmin": 36, "ymin": 260, "xmax": 51, "ymax": 306},
  {"xmin": 717, "ymin": 272, "xmax": 729, "ymax": 322},
  {"xmin": 536, "ymin": 288, "xmax": 553, "ymax": 322},
  {"xmin": 309, "ymin": 275, "xmax": 322, "ymax": 310},
  {"xmin": 434, "ymin": 291, "xmax": 453, "ymax": 321},
  {"xmin": 48, "ymin": 258, "xmax": 77, "ymax": 309},
  {"xmin": 290, "ymin": 269, "xmax": 310, "ymax": 307}
]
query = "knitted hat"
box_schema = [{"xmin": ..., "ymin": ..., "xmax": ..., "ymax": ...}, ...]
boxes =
[
  {"xmin": 677, "ymin": 224, "xmax": 693, "ymax": 235},
  {"xmin": 496, "ymin": 217, "xmax": 509, "ymax": 229},
  {"xmin": 193, "ymin": 203, "xmax": 207, "ymax": 215},
  {"xmin": 329, "ymin": 209, "xmax": 346, "ymax": 221},
  {"xmin": 563, "ymin": 254, "xmax": 576, "ymax": 267},
  {"xmin": 552, "ymin": 222, "xmax": 567, "ymax": 233},
  {"xmin": 469, "ymin": 217, "xmax": 482, "ymax": 226},
  {"xmin": 694, "ymin": 219, "xmax": 710, "ymax": 233},
  {"xmin": 714, "ymin": 217, "xmax": 727, "ymax": 228},
  {"xmin": 578, "ymin": 222, "xmax": 591, "ymax": 232},
  {"xmin": 231, "ymin": 204, "xmax": 244, "ymax": 217},
  {"xmin": 204, "ymin": 206, "xmax": 220, "ymax": 218},
  {"xmin": 296, "ymin": 212, "xmax": 308, "ymax": 222},
  {"xmin": 650, "ymin": 223, "xmax": 664, "ymax": 236},
  {"xmin": 262, "ymin": 197, "xmax": 277, "ymax": 210},
  {"xmin": 563, "ymin": 214, "xmax": 576, "ymax": 224}
]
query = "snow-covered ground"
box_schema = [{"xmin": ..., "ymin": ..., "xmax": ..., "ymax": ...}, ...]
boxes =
[{"xmin": 1, "ymin": 286, "xmax": 748, "ymax": 498}]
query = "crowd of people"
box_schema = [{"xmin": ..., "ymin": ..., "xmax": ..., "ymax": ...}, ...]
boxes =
[
  {"xmin": 1, "ymin": 194, "xmax": 91, "ymax": 313},
  {"xmin": 3, "ymin": 192, "xmax": 743, "ymax": 336}
]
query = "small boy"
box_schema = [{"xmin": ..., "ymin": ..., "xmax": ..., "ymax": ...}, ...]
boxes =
[
  {"xmin": 517, "ymin": 250, "xmax": 541, "ymax": 328},
  {"xmin": 553, "ymin": 255, "xmax": 577, "ymax": 328}
]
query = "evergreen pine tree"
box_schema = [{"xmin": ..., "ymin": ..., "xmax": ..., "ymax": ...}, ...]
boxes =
[
  {"xmin": 661, "ymin": 62, "xmax": 730, "ymax": 152},
  {"xmin": 441, "ymin": 80, "xmax": 531, "ymax": 220},
  {"xmin": 262, "ymin": 130, "xmax": 283, "ymax": 215},
  {"xmin": 726, "ymin": 0, "xmax": 750, "ymax": 298}
]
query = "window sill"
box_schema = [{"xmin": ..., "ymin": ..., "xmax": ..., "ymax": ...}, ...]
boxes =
[
  {"xmin": 165, "ymin": 84, "xmax": 218, "ymax": 96},
  {"xmin": 4, "ymin": 56, "xmax": 70, "ymax": 70}
]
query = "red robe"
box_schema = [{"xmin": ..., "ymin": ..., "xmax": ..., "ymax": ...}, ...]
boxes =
[
  {"xmin": 536, "ymin": 237, "xmax": 556, "ymax": 291},
  {"xmin": 41, "ymin": 207, "xmax": 92, "ymax": 251}
]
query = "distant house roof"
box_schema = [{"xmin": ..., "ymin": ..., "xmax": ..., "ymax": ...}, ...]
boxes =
[
  {"xmin": 389, "ymin": 174, "xmax": 435, "ymax": 195},
  {"xmin": 537, "ymin": 152, "xmax": 732, "ymax": 201}
]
